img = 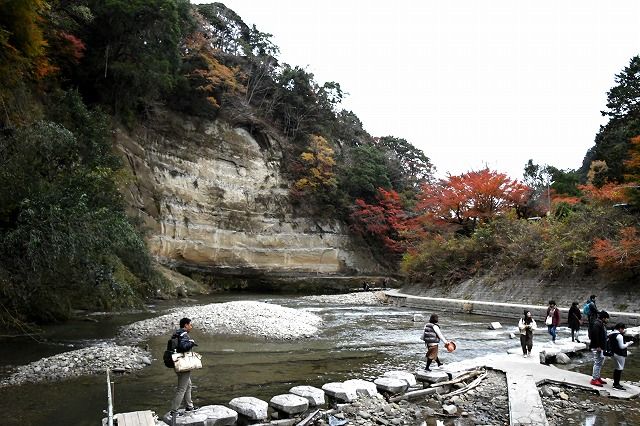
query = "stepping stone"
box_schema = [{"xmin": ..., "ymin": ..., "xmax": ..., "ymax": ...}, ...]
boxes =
[
  {"xmin": 228, "ymin": 396, "xmax": 268, "ymax": 420},
  {"xmin": 195, "ymin": 405, "xmax": 237, "ymax": 425},
  {"xmin": 343, "ymin": 379, "xmax": 379, "ymax": 397},
  {"xmin": 415, "ymin": 370, "xmax": 449, "ymax": 384},
  {"xmin": 269, "ymin": 394, "xmax": 309, "ymax": 415},
  {"xmin": 373, "ymin": 377, "xmax": 409, "ymax": 394},
  {"xmin": 322, "ymin": 382, "xmax": 358, "ymax": 402},
  {"xmin": 289, "ymin": 385, "xmax": 325, "ymax": 406},
  {"xmin": 161, "ymin": 412, "xmax": 208, "ymax": 426},
  {"xmin": 383, "ymin": 371, "xmax": 417, "ymax": 387},
  {"xmin": 489, "ymin": 322, "xmax": 502, "ymax": 330}
]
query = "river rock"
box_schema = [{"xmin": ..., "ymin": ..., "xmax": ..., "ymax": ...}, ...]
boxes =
[
  {"xmin": 442, "ymin": 404, "xmax": 458, "ymax": 415},
  {"xmin": 373, "ymin": 377, "xmax": 409, "ymax": 394},
  {"xmin": 488, "ymin": 322, "xmax": 502, "ymax": 330},
  {"xmin": 343, "ymin": 379, "xmax": 380, "ymax": 397},
  {"xmin": 289, "ymin": 385, "xmax": 325, "ymax": 406},
  {"xmin": 413, "ymin": 314, "xmax": 425, "ymax": 322},
  {"xmin": 383, "ymin": 371, "xmax": 417, "ymax": 387},
  {"xmin": 228, "ymin": 397, "xmax": 268, "ymax": 420},
  {"xmin": 322, "ymin": 382, "xmax": 358, "ymax": 402},
  {"xmin": 555, "ymin": 353, "xmax": 571, "ymax": 364},
  {"xmin": 161, "ymin": 412, "xmax": 209, "ymax": 426},
  {"xmin": 269, "ymin": 394, "xmax": 309, "ymax": 414}
]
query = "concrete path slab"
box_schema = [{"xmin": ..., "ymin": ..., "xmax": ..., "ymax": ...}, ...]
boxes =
[{"xmin": 507, "ymin": 373, "xmax": 548, "ymax": 426}]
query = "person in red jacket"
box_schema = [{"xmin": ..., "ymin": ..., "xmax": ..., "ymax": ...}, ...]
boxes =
[{"xmin": 545, "ymin": 300, "xmax": 561, "ymax": 343}]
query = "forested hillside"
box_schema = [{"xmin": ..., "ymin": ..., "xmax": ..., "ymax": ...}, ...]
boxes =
[{"xmin": 1, "ymin": 1, "xmax": 639, "ymax": 327}]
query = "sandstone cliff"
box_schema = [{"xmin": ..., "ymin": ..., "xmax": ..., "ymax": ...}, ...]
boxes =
[{"xmin": 115, "ymin": 113, "xmax": 381, "ymax": 279}]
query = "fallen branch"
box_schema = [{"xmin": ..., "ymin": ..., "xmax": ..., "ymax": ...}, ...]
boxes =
[
  {"xmin": 440, "ymin": 371, "xmax": 488, "ymax": 398},
  {"xmin": 431, "ymin": 369, "xmax": 483, "ymax": 388},
  {"xmin": 296, "ymin": 409, "xmax": 320, "ymax": 426},
  {"xmin": 389, "ymin": 387, "xmax": 437, "ymax": 402}
]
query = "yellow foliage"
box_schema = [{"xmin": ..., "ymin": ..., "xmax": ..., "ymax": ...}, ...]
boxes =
[{"xmin": 295, "ymin": 135, "xmax": 337, "ymax": 192}]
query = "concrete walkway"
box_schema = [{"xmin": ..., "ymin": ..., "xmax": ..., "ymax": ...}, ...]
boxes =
[{"xmin": 441, "ymin": 343, "xmax": 640, "ymax": 426}]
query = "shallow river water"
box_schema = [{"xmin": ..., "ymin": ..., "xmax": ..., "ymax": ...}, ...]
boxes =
[{"xmin": 0, "ymin": 292, "xmax": 637, "ymax": 426}]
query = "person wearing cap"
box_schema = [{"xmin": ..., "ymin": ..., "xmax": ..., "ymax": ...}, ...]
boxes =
[
  {"xmin": 610, "ymin": 322, "xmax": 634, "ymax": 390},
  {"xmin": 421, "ymin": 314, "xmax": 450, "ymax": 371},
  {"xmin": 589, "ymin": 310, "xmax": 610, "ymax": 387}
]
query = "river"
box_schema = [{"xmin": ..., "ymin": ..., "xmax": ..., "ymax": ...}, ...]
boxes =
[{"xmin": 0, "ymin": 292, "xmax": 638, "ymax": 426}]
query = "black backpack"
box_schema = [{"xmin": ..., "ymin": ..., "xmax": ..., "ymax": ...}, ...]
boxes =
[{"xmin": 163, "ymin": 333, "xmax": 182, "ymax": 368}]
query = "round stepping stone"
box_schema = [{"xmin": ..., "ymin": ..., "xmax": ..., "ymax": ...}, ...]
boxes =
[
  {"xmin": 343, "ymin": 379, "xmax": 379, "ymax": 397},
  {"xmin": 322, "ymin": 382, "xmax": 358, "ymax": 402},
  {"xmin": 228, "ymin": 396, "xmax": 268, "ymax": 420},
  {"xmin": 269, "ymin": 393, "xmax": 309, "ymax": 414},
  {"xmin": 373, "ymin": 377, "xmax": 409, "ymax": 394},
  {"xmin": 289, "ymin": 385, "xmax": 325, "ymax": 406},
  {"xmin": 195, "ymin": 405, "xmax": 237, "ymax": 425},
  {"xmin": 383, "ymin": 371, "xmax": 417, "ymax": 387}
]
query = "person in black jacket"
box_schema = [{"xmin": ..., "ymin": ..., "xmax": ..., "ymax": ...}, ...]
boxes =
[
  {"xmin": 589, "ymin": 310, "xmax": 609, "ymax": 387},
  {"xmin": 568, "ymin": 302, "xmax": 582, "ymax": 342},
  {"xmin": 171, "ymin": 318, "xmax": 198, "ymax": 413},
  {"xmin": 610, "ymin": 322, "xmax": 634, "ymax": 390}
]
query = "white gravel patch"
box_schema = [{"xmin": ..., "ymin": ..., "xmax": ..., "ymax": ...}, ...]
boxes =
[
  {"xmin": 300, "ymin": 291, "xmax": 387, "ymax": 305},
  {"xmin": 121, "ymin": 300, "xmax": 323, "ymax": 342}
]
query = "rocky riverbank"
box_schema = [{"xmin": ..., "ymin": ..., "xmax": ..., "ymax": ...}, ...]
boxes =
[{"xmin": 0, "ymin": 344, "xmax": 151, "ymax": 387}]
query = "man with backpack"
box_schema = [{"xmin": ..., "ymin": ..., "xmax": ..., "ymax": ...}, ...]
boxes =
[
  {"xmin": 589, "ymin": 310, "xmax": 609, "ymax": 387},
  {"xmin": 609, "ymin": 322, "xmax": 634, "ymax": 390},
  {"xmin": 170, "ymin": 318, "xmax": 198, "ymax": 414}
]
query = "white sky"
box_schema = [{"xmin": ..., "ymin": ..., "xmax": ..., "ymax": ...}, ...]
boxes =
[{"xmin": 194, "ymin": 1, "xmax": 640, "ymax": 180}]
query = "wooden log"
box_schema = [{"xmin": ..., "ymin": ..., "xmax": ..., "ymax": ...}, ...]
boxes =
[
  {"xmin": 296, "ymin": 409, "xmax": 320, "ymax": 426},
  {"xmin": 389, "ymin": 387, "xmax": 437, "ymax": 402},
  {"xmin": 440, "ymin": 371, "xmax": 487, "ymax": 398},
  {"xmin": 430, "ymin": 370, "xmax": 482, "ymax": 388}
]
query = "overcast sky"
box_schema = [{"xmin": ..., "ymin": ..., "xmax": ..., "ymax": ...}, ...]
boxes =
[{"xmin": 194, "ymin": 1, "xmax": 640, "ymax": 180}]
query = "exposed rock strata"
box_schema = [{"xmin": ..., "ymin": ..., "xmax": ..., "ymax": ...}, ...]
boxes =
[{"xmin": 115, "ymin": 115, "xmax": 380, "ymax": 278}]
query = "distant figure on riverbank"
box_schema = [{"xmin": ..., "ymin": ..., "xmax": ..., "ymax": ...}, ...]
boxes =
[
  {"xmin": 518, "ymin": 310, "xmax": 537, "ymax": 357},
  {"xmin": 585, "ymin": 294, "xmax": 599, "ymax": 338},
  {"xmin": 568, "ymin": 302, "xmax": 582, "ymax": 343},
  {"xmin": 610, "ymin": 322, "xmax": 634, "ymax": 390},
  {"xmin": 421, "ymin": 314, "xmax": 451, "ymax": 371},
  {"xmin": 589, "ymin": 310, "xmax": 609, "ymax": 387},
  {"xmin": 171, "ymin": 318, "xmax": 198, "ymax": 415},
  {"xmin": 545, "ymin": 300, "xmax": 560, "ymax": 343},
  {"xmin": 382, "ymin": 277, "xmax": 389, "ymax": 289},
  {"xmin": 362, "ymin": 282, "xmax": 370, "ymax": 291}
]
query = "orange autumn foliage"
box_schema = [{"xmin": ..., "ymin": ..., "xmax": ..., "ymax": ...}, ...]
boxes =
[
  {"xmin": 351, "ymin": 188, "xmax": 407, "ymax": 253},
  {"xmin": 591, "ymin": 227, "xmax": 640, "ymax": 274}
]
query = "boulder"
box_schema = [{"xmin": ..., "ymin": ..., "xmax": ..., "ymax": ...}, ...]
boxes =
[
  {"xmin": 161, "ymin": 412, "xmax": 208, "ymax": 426},
  {"xmin": 322, "ymin": 382, "xmax": 358, "ymax": 402},
  {"xmin": 373, "ymin": 377, "xmax": 409, "ymax": 394},
  {"xmin": 383, "ymin": 371, "xmax": 417, "ymax": 387},
  {"xmin": 413, "ymin": 314, "xmax": 425, "ymax": 322},
  {"xmin": 555, "ymin": 353, "xmax": 571, "ymax": 364},
  {"xmin": 289, "ymin": 385, "xmax": 325, "ymax": 406},
  {"xmin": 415, "ymin": 370, "xmax": 449, "ymax": 384},
  {"xmin": 228, "ymin": 396, "xmax": 268, "ymax": 420},
  {"xmin": 343, "ymin": 379, "xmax": 379, "ymax": 397},
  {"xmin": 269, "ymin": 394, "xmax": 309, "ymax": 415}
]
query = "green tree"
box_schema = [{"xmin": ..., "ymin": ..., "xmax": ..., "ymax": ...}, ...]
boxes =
[{"xmin": 339, "ymin": 145, "xmax": 391, "ymax": 200}]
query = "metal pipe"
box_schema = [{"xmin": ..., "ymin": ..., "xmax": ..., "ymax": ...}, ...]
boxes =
[{"xmin": 106, "ymin": 369, "xmax": 114, "ymax": 426}]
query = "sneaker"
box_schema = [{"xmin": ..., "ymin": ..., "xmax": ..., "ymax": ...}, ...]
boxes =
[
  {"xmin": 523, "ymin": 354, "xmax": 527, "ymax": 358},
  {"xmin": 185, "ymin": 406, "xmax": 199, "ymax": 412},
  {"xmin": 590, "ymin": 379, "xmax": 603, "ymax": 387},
  {"xmin": 612, "ymin": 384, "xmax": 626, "ymax": 390},
  {"xmin": 597, "ymin": 378, "xmax": 608, "ymax": 385}
]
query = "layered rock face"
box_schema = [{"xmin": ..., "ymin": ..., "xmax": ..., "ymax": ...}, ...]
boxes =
[{"xmin": 116, "ymin": 115, "xmax": 379, "ymax": 277}]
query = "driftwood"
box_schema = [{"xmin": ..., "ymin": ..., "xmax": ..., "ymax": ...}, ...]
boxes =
[
  {"xmin": 389, "ymin": 387, "xmax": 437, "ymax": 402},
  {"xmin": 430, "ymin": 369, "xmax": 483, "ymax": 388},
  {"xmin": 296, "ymin": 409, "xmax": 320, "ymax": 426},
  {"xmin": 440, "ymin": 371, "xmax": 488, "ymax": 398}
]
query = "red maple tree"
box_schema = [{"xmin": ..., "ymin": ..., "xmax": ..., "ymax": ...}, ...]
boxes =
[{"xmin": 350, "ymin": 188, "xmax": 407, "ymax": 253}]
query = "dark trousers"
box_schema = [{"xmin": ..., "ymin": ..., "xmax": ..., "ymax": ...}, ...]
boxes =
[{"xmin": 520, "ymin": 333, "xmax": 533, "ymax": 354}]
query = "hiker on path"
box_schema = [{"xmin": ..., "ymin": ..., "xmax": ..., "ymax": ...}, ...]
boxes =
[
  {"xmin": 545, "ymin": 300, "xmax": 561, "ymax": 343},
  {"xmin": 589, "ymin": 310, "xmax": 610, "ymax": 387},
  {"xmin": 518, "ymin": 310, "xmax": 537, "ymax": 358},
  {"xmin": 568, "ymin": 302, "xmax": 582, "ymax": 343},
  {"xmin": 586, "ymin": 294, "xmax": 599, "ymax": 338},
  {"xmin": 610, "ymin": 322, "xmax": 634, "ymax": 390},
  {"xmin": 171, "ymin": 318, "xmax": 198, "ymax": 414},
  {"xmin": 421, "ymin": 314, "xmax": 450, "ymax": 371}
]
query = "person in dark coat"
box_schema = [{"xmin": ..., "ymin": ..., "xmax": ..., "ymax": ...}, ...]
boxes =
[
  {"xmin": 610, "ymin": 322, "xmax": 635, "ymax": 390},
  {"xmin": 589, "ymin": 310, "xmax": 609, "ymax": 387},
  {"xmin": 568, "ymin": 302, "xmax": 582, "ymax": 342},
  {"xmin": 586, "ymin": 294, "xmax": 599, "ymax": 337},
  {"xmin": 171, "ymin": 318, "xmax": 198, "ymax": 413}
]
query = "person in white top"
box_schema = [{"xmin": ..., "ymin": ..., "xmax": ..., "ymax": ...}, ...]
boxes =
[
  {"xmin": 518, "ymin": 310, "xmax": 537, "ymax": 357},
  {"xmin": 610, "ymin": 322, "xmax": 634, "ymax": 390}
]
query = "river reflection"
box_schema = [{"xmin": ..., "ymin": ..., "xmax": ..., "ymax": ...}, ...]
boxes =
[{"xmin": 0, "ymin": 292, "xmax": 637, "ymax": 426}]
